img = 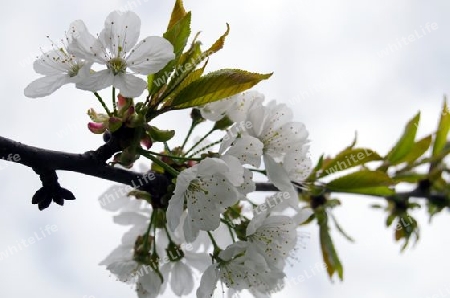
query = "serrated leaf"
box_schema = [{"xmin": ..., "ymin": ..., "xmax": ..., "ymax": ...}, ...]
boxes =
[
  {"xmin": 395, "ymin": 135, "xmax": 432, "ymax": 165},
  {"xmin": 320, "ymin": 148, "xmax": 382, "ymax": 177},
  {"xmin": 386, "ymin": 112, "xmax": 420, "ymax": 164},
  {"xmin": 317, "ymin": 209, "xmax": 343, "ymax": 281},
  {"xmin": 165, "ymin": 24, "xmax": 230, "ymax": 99},
  {"xmin": 167, "ymin": 0, "xmax": 187, "ymax": 30},
  {"xmin": 204, "ymin": 23, "xmax": 230, "ymax": 56},
  {"xmin": 433, "ymin": 99, "xmax": 450, "ymax": 157},
  {"xmin": 170, "ymin": 69, "xmax": 272, "ymax": 109},
  {"xmin": 326, "ymin": 170, "xmax": 395, "ymax": 196}
]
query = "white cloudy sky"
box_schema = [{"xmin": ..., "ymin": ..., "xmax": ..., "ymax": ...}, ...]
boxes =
[{"xmin": 1, "ymin": 0, "xmax": 450, "ymax": 297}]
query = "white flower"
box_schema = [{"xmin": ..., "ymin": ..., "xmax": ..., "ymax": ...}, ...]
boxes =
[
  {"xmin": 68, "ymin": 11, "xmax": 175, "ymax": 97},
  {"xmin": 196, "ymin": 241, "xmax": 284, "ymax": 298},
  {"xmin": 246, "ymin": 101, "xmax": 308, "ymax": 160},
  {"xmin": 200, "ymin": 90, "xmax": 265, "ymax": 122},
  {"xmin": 167, "ymin": 157, "xmax": 242, "ymax": 242},
  {"xmin": 283, "ymin": 145, "xmax": 312, "ymax": 182},
  {"xmin": 158, "ymin": 214, "xmax": 211, "ymax": 296},
  {"xmin": 246, "ymin": 211, "xmax": 298, "ymax": 271},
  {"xmin": 24, "ymin": 49, "xmax": 90, "ymax": 98}
]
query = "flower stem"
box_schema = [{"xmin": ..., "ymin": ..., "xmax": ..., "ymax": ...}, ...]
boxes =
[
  {"xmin": 147, "ymin": 150, "xmax": 202, "ymax": 162},
  {"xmin": 187, "ymin": 139, "xmax": 223, "ymax": 158},
  {"xmin": 143, "ymin": 210, "xmax": 156, "ymax": 252},
  {"xmin": 184, "ymin": 127, "xmax": 216, "ymax": 156},
  {"xmin": 93, "ymin": 92, "xmax": 112, "ymax": 117},
  {"xmin": 180, "ymin": 121, "xmax": 197, "ymax": 151},
  {"xmin": 139, "ymin": 148, "xmax": 179, "ymax": 177},
  {"xmin": 112, "ymin": 87, "xmax": 117, "ymax": 115}
]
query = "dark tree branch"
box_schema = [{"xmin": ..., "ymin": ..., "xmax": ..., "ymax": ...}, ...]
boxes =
[{"xmin": 0, "ymin": 135, "xmax": 170, "ymax": 209}]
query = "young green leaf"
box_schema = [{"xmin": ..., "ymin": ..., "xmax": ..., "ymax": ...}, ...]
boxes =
[
  {"xmin": 316, "ymin": 209, "xmax": 344, "ymax": 281},
  {"xmin": 170, "ymin": 69, "xmax": 272, "ymax": 109},
  {"xmin": 386, "ymin": 112, "xmax": 420, "ymax": 164},
  {"xmin": 326, "ymin": 170, "xmax": 395, "ymax": 196},
  {"xmin": 319, "ymin": 148, "xmax": 382, "ymax": 178},
  {"xmin": 432, "ymin": 99, "xmax": 450, "ymax": 157},
  {"xmin": 393, "ymin": 135, "xmax": 432, "ymax": 165},
  {"xmin": 167, "ymin": 0, "xmax": 187, "ymax": 30}
]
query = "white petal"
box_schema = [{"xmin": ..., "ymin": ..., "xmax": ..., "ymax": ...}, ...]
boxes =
[
  {"xmin": 220, "ymin": 155, "xmax": 244, "ymax": 186},
  {"xmin": 99, "ymin": 244, "xmax": 133, "ymax": 266},
  {"xmin": 106, "ymin": 260, "xmax": 139, "ymax": 282},
  {"xmin": 264, "ymin": 155, "xmax": 293, "ymax": 193},
  {"xmin": 76, "ymin": 69, "xmax": 114, "ymax": 92},
  {"xmin": 200, "ymin": 97, "xmax": 235, "ymax": 121},
  {"xmin": 127, "ymin": 36, "xmax": 175, "ymax": 74},
  {"xmin": 184, "ymin": 214, "xmax": 200, "ymax": 243},
  {"xmin": 113, "ymin": 73, "xmax": 147, "ymax": 97},
  {"xmin": 228, "ymin": 90, "xmax": 265, "ymax": 123},
  {"xmin": 98, "ymin": 185, "xmax": 134, "ymax": 211},
  {"xmin": 138, "ymin": 270, "xmax": 162, "ymax": 297},
  {"xmin": 237, "ymin": 168, "xmax": 255, "ymax": 196},
  {"xmin": 24, "ymin": 74, "xmax": 70, "ymax": 98},
  {"xmin": 68, "ymin": 20, "xmax": 105, "ymax": 63},
  {"xmin": 171, "ymin": 262, "xmax": 194, "ymax": 295},
  {"xmin": 196, "ymin": 264, "xmax": 219, "ymax": 298},
  {"xmin": 184, "ymin": 252, "xmax": 211, "ymax": 272},
  {"xmin": 101, "ymin": 11, "xmax": 141, "ymax": 56},
  {"xmin": 33, "ymin": 50, "xmax": 71, "ymax": 75},
  {"xmin": 166, "ymin": 190, "xmax": 185, "ymax": 232},
  {"xmin": 196, "ymin": 158, "xmax": 228, "ymax": 177},
  {"xmin": 226, "ymin": 135, "xmax": 263, "ymax": 167}
]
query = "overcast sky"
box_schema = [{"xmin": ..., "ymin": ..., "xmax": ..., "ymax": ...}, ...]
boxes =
[{"xmin": 1, "ymin": 0, "xmax": 450, "ymax": 297}]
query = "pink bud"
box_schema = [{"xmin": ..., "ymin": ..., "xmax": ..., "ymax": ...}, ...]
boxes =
[
  {"xmin": 88, "ymin": 122, "xmax": 107, "ymax": 134},
  {"xmin": 117, "ymin": 94, "xmax": 127, "ymax": 109}
]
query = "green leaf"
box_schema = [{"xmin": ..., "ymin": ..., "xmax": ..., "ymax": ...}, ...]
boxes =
[
  {"xmin": 320, "ymin": 148, "xmax": 382, "ymax": 177},
  {"xmin": 316, "ymin": 209, "xmax": 343, "ymax": 281},
  {"xmin": 432, "ymin": 99, "xmax": 450, "ymax": 157},
  {"xmin": 167, "ymin": 0, "xmax": 187, "ymax": 30},
  {"xmin": 392, "ymin": 172, "xmax": 428, "ymax": 183},
  {"xmin": 386, "ymin": 112, "xmax": 420, "ymax": 164},
  {"xmin": 148, "ymin": 12, "xmax": 191, "ymax": 93},
  {"xmin": 165, "ymin": 24, "xmax": 230, "ymax": 99},
  {"xmin": 395, "ymin": 135, "xmax": 432, "ymax": 165},
  {"xmin": 326, "ymin": 170, "xmax": 395, "ymax": 196},
  {"xmin": 204, "ymin": 23, "xmax": 230, "ymax": 56},
  {"xmin": 148, "ymin": 126, "xmax": 175, "ymax": 142},
  {"xmin": 170, "ymin": 69, "xmax": 272, "ymax": 109}
]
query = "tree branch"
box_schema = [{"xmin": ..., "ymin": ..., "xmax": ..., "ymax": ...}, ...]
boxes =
[{"xmin": 0, "ymin": 135, "xmax": 170, "ymax": 209}]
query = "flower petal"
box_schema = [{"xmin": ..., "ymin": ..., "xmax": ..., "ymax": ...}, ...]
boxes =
[
  {"xmin": 226, "ymin": 135, "xmax": 263, "ymax": 167},
  {"xmin": 68, "ymin": 20, "xmax": 105, "ymax": 63},
  {"xmin": 113, "ymin": 73, "xmax": 147, "ymax": 97},
  {"xmin": 171, "ymin": 262, "xmax": 194, "ymax": 296},
  {"xmin": 76, "ymin": 69, "xmax": 114, "ymax": 92},
  {"xmin": 24, "ymin": 74, "xmax": 70, "ymax": 98},
  {"xmin": 196, "ymin": 264, "xmax": 219, "ymax": 298},
  {"xmin": 100, "ymin": 11, "xmax": 141, "ymax": 56},
  {"xmin": 127, "ymin": 36, "xmax": 175, "ymax": 75},
  {"xmin": 33, "ymin": 50, "xmax": 72, "ymax": 75}
]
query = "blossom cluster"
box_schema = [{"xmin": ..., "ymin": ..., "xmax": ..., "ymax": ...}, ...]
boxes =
[{"xmin": 98, "ymin": 90, "xmax": 312, "ymax": 297}]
